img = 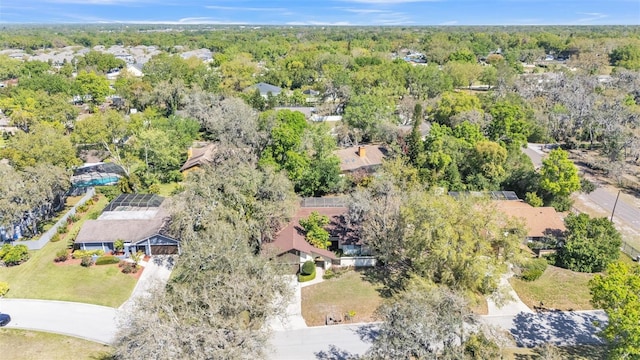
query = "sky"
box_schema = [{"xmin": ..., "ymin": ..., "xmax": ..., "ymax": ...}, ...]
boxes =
[{"xmin": 0, "ymin": 0, "xmax": 638, "ymax": 26}]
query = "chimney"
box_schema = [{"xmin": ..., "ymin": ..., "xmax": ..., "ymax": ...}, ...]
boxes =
[{"xmin": 358, "ymin": 146, "xmax": 366, "ymax": 158}]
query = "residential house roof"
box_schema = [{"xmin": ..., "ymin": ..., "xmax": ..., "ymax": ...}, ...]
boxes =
[
  {"xmin": 268, "ymin": 207, "xmax": 349, "ymax": 260},
  {"xmin": 254, "ymin": 82, "xmax": 282, "ymax": 96},
  {"xmin": 180, "ymin": 143, "xmax": 218, "ymax": 172},
  {"xmin": 75, "ymin": 196, "xmax": 174, "ymax": 244},
  {"xmin": 493, "ymin": 200, "xmax": 566, "ymax": 238},
  {"xmin": 333, "ymin": 145, "xmax": 388, "ymax": 172}
]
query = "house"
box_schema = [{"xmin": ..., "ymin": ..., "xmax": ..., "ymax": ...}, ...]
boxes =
[
  {"xmin": 0, "ymin": 111, "xmax": 18, "ymax": 135},
  {"xmin": 74, "ymin": 194, "xmax": 180, "ymax": 256},
  {"xmin": 180, "ymin": 143, "xmax": 217, "ymax": 174},
  {"xmin": 494, "ymin": 200, "xmax": 566, "ymax": 244},
  {"xmin": 125, "ymin": 63, "xmax": 144, "ymax": 77},
  {"xmin": 253, "ymin": 82, "xmax": 282, "ymax": 98},
  {"xmin": 180, "ymin": 142, "xmax": 251, "ymax": 175},
  {"xmin": 333, "ymin": 145, "xmax": 388, "ymax": 173},
  {"xmin": 267, "ymin": 206, "xmax": 344, "ymax": 272}
]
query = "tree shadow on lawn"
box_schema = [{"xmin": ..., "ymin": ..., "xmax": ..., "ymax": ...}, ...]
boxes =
[
  {"xmin": 314, "ymin": 324, "xmax": 379, "ymax": 360},
  {"xmin": 510, "ymin": 311, "xmax": 607, "ymax": 348},
  {"xmin": 359, "ymin": 266, "xmax": 406, "ymax": 298}
]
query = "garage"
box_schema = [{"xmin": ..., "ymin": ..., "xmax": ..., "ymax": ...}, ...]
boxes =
[
  {"xmin": 134, "ymin": 234, "xmax": 181, "ymax": 256},
  {"xmin": 150, "ymin": 245, "xmax": 179, "ymax": 255}
]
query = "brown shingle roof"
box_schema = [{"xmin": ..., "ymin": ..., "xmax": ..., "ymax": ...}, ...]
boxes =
[
  {"xmin": 75, "ymin": 218, "xmax": 165, "ymax": 243},
  {"xmin": 494, "ymin": 200, "xmax": 566, "ymax": 238},
  {"xmin": 180, "ymin": 143, "xmax": 217, "ymax": 172},
  {"xmin": 334, "ymin": 145, "xmax": 388, "ymax": 172},
  {"xmin": 268, "ymin": 207, "xmax": 348, "ymax": 260}
]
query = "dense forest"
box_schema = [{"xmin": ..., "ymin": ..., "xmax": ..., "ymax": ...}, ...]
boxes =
[{"xmin": 1, "ymin": 25, "xmax": 639, "ymax": 358}]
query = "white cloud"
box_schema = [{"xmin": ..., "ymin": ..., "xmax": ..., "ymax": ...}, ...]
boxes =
[
  {"xmin": 205, "ymin": 6, "xmax": 287, "ymax": 12},
  {"xmin": 439, "ymin": 20, "xmax": 458, "ymax": 25},
  {"xmin": 338, "ymin": 8, "xmax": 387, "ymax": 14},
  {"xmin": 574, "ymin": 12, "xmax": 608, "ymax": 23},
  {"xmin": 286, "ymin": 21, "xmax": 354, "ymax": 26}
]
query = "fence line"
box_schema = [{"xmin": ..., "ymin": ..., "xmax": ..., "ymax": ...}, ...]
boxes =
[
  {"xmin": 621, "ymin": 240, "xmax": 640, "ymax": 261},
  {"xmin": 301, "ymin": 197, "xmax": 347, "ymax": 208},
  {"xmin": 22, "ymin": 188, "xmax": 96, "ymax": 250}
]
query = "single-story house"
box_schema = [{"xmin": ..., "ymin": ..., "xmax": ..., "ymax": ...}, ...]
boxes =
[
  {"xmin": 253, "ymin": 82, "xmax": 282, "ymax": 98},
  {"xmin": 333, "ymin": 145, "xmax": 388, "ymax": 173},
  {"xmin": 494, "ymin": 200, "xmax": 566, "ymax": 244},
  {"xmin": 75, "ymin": 194, "xmax": 180, "ymax": 256},
  {"xmin": 125, "ymin": 63, "xmax": 144, "ymax": 77}
]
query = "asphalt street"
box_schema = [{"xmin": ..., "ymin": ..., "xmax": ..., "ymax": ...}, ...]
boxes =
[{"xmin": 0, "ymin": 298, "xmax": 118, "ymax": 344}]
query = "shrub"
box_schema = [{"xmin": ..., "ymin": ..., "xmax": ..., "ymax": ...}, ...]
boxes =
[
  {"xmin": 0, "ymin": 244, "xmax": 12, "ymax": 259},
  {"xmin": 148, "ymin": 183, "xmax": 161, "ymax": 194},
  {"xmin": 95, "ymin": 255, "xmax": 120, "ymax": 265},
  {"xmin": 114, "ymin": 239, "xmax": 124, "ymax": 252},
  {"xmin": 80, "ymin": 256, "xmax": 93, "ymax": 267},
  {"xmin": 72, "ymin": 249, "xmax": 104, "ymax": 259},
  {"xmin": 298, "ymin": 271, "xmax": 316, "ymax": 282},
  {"xmin": 76, "ymin": 204, "xmax": 88, "ymax": 213},
  {"xmin": 85, "ymin": 198, "xmax": 95, "ymax": 206},
  {"xmin": 0, "ymin": 281, "xmax": 9, "ymax": 296},
  {"xmin": 50, "ymin": 233, "xmax": 61, "ymax": 243},
  {"xmin": 57, "ymin": 225, "xmax": 67, "ymax": 234},
  {"xmin": 323, "ymin": 268, "xmax": 335, "ymax": 280},
  {"xmin": 2, "ymin": 244, "xmax": 30, "ymax": 266},
  {"xmin": 54, "ymin": 249, "xmax": 69, "ymax": 262},
  {"xmin": 120, "ymin": 262, "xmax": 139, "ymax": 274},
  {"xmin": 301, "ymin": 260, "xmax": 315, "ymax": 276},
  {"xmin": 520, "ymin": 258, "xmax": 548, "ymax": 281},
  {"xmin": 87, "ymin": 211, "xmax": 100, "ymax": 220},
  {"xmin": 96, "ymin": 186, "xmax": 122, "ymax": 201}
]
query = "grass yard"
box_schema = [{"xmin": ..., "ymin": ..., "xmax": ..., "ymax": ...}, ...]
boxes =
[
  {"xmin": 0, "ymin": 329, "xmax": 113, "ymax": 360},
  {"xmin": 0, "ymin": 195, "xmax": 138, "ymax": 307},
  {"xmin": 502, "ymin": 344, "xmax": 608, "ymax": 359},
  {"xmin": 510, "ymin": 265, "xmax": 595, "ymax": 311},
  {"xmin": 301, "ymin": 270, "xmax": 383, "ymax": 326},
  {"xmin": 156, "ymin": 182, "xmax": 182, "ymax": 196}
]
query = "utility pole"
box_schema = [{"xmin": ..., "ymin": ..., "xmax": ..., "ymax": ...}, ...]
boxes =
[{"xmin": 610, "ymin": 190, "xmax": 621, "ymax": 223}]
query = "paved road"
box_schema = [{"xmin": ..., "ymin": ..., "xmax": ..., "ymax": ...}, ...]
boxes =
[
  {"xmin": 584, "ymin": 187, "xmax": 640, "ymax": 231},
  {"xmin": 269, "ymin": 323, "xmax": 376, "ymax": 360},
  {"xmin": 0, "ymin": 257, "xmax": 175, "ymax": 344}
]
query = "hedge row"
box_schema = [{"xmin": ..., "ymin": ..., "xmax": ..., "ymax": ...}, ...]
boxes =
[
  {"xmin": 95, "ymin": 255, "xmax": 120, "ymax": 265},
  {"xmin": 72, "ymin": 249, "xmax": 104, "ymax": 259}
]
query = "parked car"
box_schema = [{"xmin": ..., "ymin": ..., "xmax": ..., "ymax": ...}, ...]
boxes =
[{"xmin": 0, "ymin": 313, "xmax": 11, "ymax": 326}]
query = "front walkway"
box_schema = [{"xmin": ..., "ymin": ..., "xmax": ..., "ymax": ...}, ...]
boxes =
[
  {"xmin": 268, "ymin": 266, "xmax": 326, "ymax": 331},
  {"xmin": 486, "ymin": 268, "xmax": 533, "ymax": 317}
]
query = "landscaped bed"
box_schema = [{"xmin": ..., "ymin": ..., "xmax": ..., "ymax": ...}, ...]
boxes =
[
  {"xmin": 0, "ymin": 195, "xmax": 138, "ymax": 308},
  {"xmin": 301, "ymin": 269, "xmax": 383, "ymax": 326},
  {"xmin": 509, "ymin": 265, "xmax": 595, "ymax": 311}
]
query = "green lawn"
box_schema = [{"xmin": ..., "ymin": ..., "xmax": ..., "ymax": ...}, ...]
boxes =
[
  {"xmin": 301, "ymin": 270, "xmax": 383, "ymax": 326},
  {"xmin": 156, "ymin": 182, "xmax": 182, "ymax": 196},
  {"xmin": 0, "ymin": 195, "xmax": 138, "ymax": 307},
  {"xmin": 510, "ymin": 265, "xmax": 595, "ymax": 311},
  {"xmin": 0, "ymin": 329, "xmax": 113, "ymax": 360},
  {"xmin": 503, "ymin": 344, "xmax": 608, "ymax": 359}
]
